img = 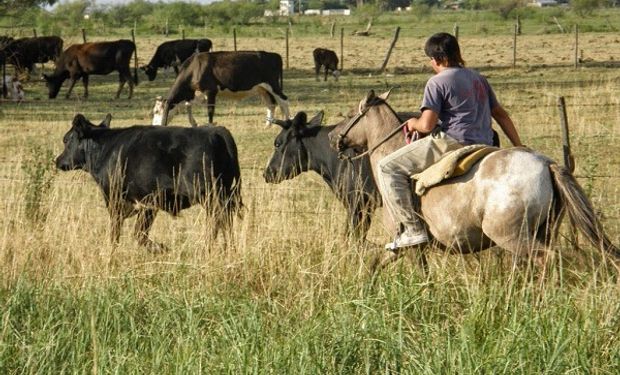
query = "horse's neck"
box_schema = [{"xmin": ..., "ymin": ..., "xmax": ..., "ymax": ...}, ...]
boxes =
[{"xmin": 367, "ymin": 105, "xmax": 407, "ymax": 169}]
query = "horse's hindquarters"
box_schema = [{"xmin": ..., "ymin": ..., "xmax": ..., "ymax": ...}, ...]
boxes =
[{"xmin": 421, "ymin": 149, "xmax": 556, "ymax": 254}]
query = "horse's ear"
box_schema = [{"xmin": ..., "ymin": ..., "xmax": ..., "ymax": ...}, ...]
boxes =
[
  {"xmin": 100, "ymin": 113, "xmax": 112, "ymax": 128},
  {"xmin": 377, "ymin": 88, "xmax": 393, "ymax": 101},
  {"xmin": 307, "ymin": 110, "xmax": 324, "ymax": 127}
]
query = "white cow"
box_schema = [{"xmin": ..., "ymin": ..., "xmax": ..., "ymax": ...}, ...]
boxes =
[{"xmin": 151, "ymin": 94, "xmax": 203, "ymax": 127}]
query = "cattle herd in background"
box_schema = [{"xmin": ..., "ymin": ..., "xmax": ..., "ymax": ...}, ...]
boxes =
[{"xmin": 1, "ymin": 33, "xmax": 363, "ymax": 251}]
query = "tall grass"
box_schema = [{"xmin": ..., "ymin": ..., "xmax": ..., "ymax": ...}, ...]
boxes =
[{"xmin": 0, "ymin": 33, "xmax": 619, "ymax": 372}]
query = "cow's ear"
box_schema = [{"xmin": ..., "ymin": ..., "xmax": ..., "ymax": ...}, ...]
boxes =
[
  {"xmin": 72, "ymin": 114, "xmax": 93, "ymax": 139},
  {"xmin": 307, "ymin": 110, "xmax": 324, "ymax": 127},
  {"xmin": 377, "ymin": 88, "xmax": 392, "ymax": 101},
  {"xmin": 100, "ymin": 114, "xmax": 112, "ymax": 128}
]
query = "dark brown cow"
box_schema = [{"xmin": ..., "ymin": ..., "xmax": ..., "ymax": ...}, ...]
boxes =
[
  {"xmin": 158, "ymin": 51, "xmax": 290, "ymax": 126},
  {"xmin": 42, "ymin": 39, "xmax": 136, "ymax": 99},
  {"xmin": 313, "ymin": 48, "xmax": 340, "ymax": 82},
  {"xmin": 141, "ymin": 38, "xmax": 212, "ymax": 81},
  {"xmin": 0, "ymin": 36, "xmax": 62, "ymax": 74}
]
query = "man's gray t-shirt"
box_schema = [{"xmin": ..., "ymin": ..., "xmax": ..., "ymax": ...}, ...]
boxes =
[{"xmin": 420, "ymin": 67, "xmax": 498, "ymax": 145}]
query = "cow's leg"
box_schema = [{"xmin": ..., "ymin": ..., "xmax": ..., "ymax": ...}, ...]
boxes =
[
  {"xmin": 115, "ymin": 76, "xmax": 126, "ymax": 99},
  {"xmin": 186, "ymin": 102, "xmax": 198, "ymax": 127},
  {"xmin": 315, "ymin": 63, "xmax": 320, "ymax": 82},
  {"xmin": 82, "ymin": 75, "xmax": 89, "ymax": 99},
  {"xmin": 173, "ymin": 66, "xmax": 179, "ymax": 76},
  {"xmin": 258, "ymin": 88, "xmax": 277, "ymax": 126},
  {"xmin": 206, "ymin": 90, "xmax": 217, "ymax": 125},
  {"xmin": 134, "ymin": 209, "xmax": 169, "ymax": 254},
  {"xmin": 65, "ymin": 76, "xmax": 79, "ymax": 99},
  {"xmin": 324, "ymin": 67, "xmax": 328, "ymax": 82}
]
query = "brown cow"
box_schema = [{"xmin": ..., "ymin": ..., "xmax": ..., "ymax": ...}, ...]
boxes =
[
  {"xmin": 42, "ymin": 39, "xmax": 136, "ymax": 99},
  {"xmin": 313, "ymin": 48, "xmax": 340, "ymax": 82}
]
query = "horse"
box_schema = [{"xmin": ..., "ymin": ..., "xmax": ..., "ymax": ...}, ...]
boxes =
[{"xmin": 328, "ymin": 90, "xmax": 620, "ymax": 269}]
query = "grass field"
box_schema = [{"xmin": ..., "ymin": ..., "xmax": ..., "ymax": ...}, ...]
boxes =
[{"xmin": 1, "ymin": 18, "xmax": 620, "ymax": 372}]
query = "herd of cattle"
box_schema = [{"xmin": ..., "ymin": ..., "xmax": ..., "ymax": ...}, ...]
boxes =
[{"xmin": 1, "ymin": 34, "xmax": 363, "ymax": 251}]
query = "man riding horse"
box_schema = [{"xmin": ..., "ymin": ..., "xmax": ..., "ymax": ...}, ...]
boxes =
[{"xmin": 379, "ymin": 32, "xmax": 523, "ymax": 251}]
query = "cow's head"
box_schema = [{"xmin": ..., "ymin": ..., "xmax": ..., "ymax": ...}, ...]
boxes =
[
  {"xmin": 263, "ymin": 111, "xmax": 324, "ymax": 183},
  {"xmin": 140, "ymin": 65, "xmax": 157, "ymax": 81},
  {"xmin": 56, "ymin": 113, "xmax": 111, "ymax": 171},
  {"xmin": 333, "ymin": 70, "xmax": 341, "ymax": 81},
  {"xmin": 42, "ymin": 72, "xmax": 68, "ymax": 99}
]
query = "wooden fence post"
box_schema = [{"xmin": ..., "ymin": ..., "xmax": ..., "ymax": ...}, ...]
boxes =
[
  {"xmin": 165, "ymin": 17, "xmax": 169, "ymax": 36},
  {"xmin": 285, "ymin": 27, "xmax": 289, "ymax": 69},
  {"xmin": 81, "ymin": 28, "xmax": 87, "ymax": 43},
  {"xmin": 378, "ymin": 26, "xmax": 400, "ymax": 74},
  {"xmin": 330, "ymin": 21, "xmax": 335, "ymax": 38},
  {"xmin": 233, "ymin": 28, "xmax": 237, "ymax": 51},
  {"xmin": 512, "ymin": 23, "xmax": 517, "ymax": 69},
  {"xmin": 340, "ymin": 27, "xmax": 344, "ymax": 71},
  {"xmin": 32, "ymin": 28, "xmax": 37, "ymax": 37},
  {"xmin": 574, "ymin": 24, "xmax": 579, "ymax": 68},
  {"xmin": 131, "ymin": 28, "xmax": 139, "ymax": 85},
  {"xmin": 453, "ymin": 24, "xmax": 459, "ymax": 40},
  {"xmin": 557, "ymin": 95, "xmax": 578, "ymax": 250}
]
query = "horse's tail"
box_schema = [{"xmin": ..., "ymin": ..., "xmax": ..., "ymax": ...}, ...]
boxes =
[{"xmin": 549, "ymin": 163, "xmax": 620, "ymax": 258}]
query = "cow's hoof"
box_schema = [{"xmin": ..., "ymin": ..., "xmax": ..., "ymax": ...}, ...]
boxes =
[{"xmin": 146, "ymin": 241, "xmax": 170, "ymax": 254}]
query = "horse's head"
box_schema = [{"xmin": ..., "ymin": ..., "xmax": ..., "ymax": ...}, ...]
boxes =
[
  {"xmin": 328, "ymin": 89, "xmax": 394, "ymax": 157},
  {"xmin": 263, "ymin": 110, "xmax": 324, "ymax": 183}
]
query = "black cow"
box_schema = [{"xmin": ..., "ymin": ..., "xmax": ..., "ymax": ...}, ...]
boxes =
[
  {"xmin": 313, "ymin": 48, "xmax": 340, "ymax": 82},
  {"xmin": 0, "ymin": 36, "xmax": 63, "ymax": 74},
  {"xmin": 55, "ymin": 113, "xmax": 243, "ymax": 252},
  {"xmin": 43, "ymin": 39, "xmax": 136, "ymax": 99},
  {"xmin": 159, "ymin": 50, "xmax": 290, "ymax": 126},
  {"xmin": 264, "ymin": 111, "xmax": 380, "ymax": 240},
  {"xmin": 141, "ymin": 38, "xmax": 212, "ymax": 81}
]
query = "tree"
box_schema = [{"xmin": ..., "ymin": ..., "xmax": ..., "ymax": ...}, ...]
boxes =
[{"xmin": 0, "ymin": 0, "xmax": 57, "ymax": 14}]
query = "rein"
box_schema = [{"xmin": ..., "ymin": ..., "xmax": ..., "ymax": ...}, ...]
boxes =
[{"xmin": 336, "ymin": 99, "xmax": 406, "ymax": 162}]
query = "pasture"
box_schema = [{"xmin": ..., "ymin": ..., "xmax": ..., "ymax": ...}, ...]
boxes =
[{"xmin": 1, "ymin": 23, "xmax": 620, "ymax": 372}]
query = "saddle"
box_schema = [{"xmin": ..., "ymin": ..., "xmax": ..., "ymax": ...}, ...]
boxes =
[{"xmin": 412, "ymin": 145, "xmax": 499, "ymax": 195}]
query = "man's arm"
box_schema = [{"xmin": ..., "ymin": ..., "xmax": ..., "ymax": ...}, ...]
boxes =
[
  {"xmin": 405, "ymin": 109, "xmax": 438, "ymax": 134},
  {"xmin": 491, "ymin": 105, "xmax": 523, "ymax": 147}
]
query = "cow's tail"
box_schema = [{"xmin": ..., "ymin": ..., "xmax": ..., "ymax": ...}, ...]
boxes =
[{"xmin": 549, "ymin": 163, "xmax": 620, "ymax": 259}]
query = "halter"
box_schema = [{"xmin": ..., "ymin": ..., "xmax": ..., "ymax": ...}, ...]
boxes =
[{"xmin": 336, "ymin": 98, "xmax": 406, "ymax": 162}]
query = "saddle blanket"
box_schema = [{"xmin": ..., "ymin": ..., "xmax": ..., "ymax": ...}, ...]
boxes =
[{"xmin": 412, "ymin": 145, "xmax": 499, "ymax": 195}]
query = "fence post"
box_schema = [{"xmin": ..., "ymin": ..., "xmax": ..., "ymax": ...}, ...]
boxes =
[
  {"xmin": 165, "ymin": 17, "xmax": 169, "ymax": 36},
  {"xmin": 203, "ymin": 17, "xmax": 207, "ymax": 36},
  {"xmin": 131, "ymin": 28, "xmax": 139, "ymax": 85},
  {"xmin": 285, "ymin": 27, "xmax": 289, "ymax": 69},
  {"xmin": 378, "ymin": 26, "xmax": 400, "ymax": 74},
  {"xmin": 233, "ymin": 28, "xmax": 237, "ymax": 51},
  {"xmin": 453, "ymin": 24, "xmax": 459, "ymax": 40},
  {"xmin": 81, "ymin": 28, "xmax": 87, "ymax": 43},
  {"xmin": 512, "ymin": 23, "xmax": 517, "ymax": 69},
  {"xmin": 557, "ymin": 95, "xmax": 578, "ymax": 250},
  {"xmin": 340, "ymin": 27, "xmax": 344, "ymax": 71},
  {"xmin": 574, "ymin": 24, "xmax": 579, "ymax": 68},
  {"xmin": 330, "ymin": 21, "xmax": 335, "ymax": 38},
  {"xmin": 182, "ymin": 29, "xmax": 185, "ymax": 40},
  {"xmin": 33, "ymin": 28, "xmax": 37, "ymax": 37}
]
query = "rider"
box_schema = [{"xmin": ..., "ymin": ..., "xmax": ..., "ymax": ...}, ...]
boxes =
[{"xmin": 378, "ymin": 32, "xmax": 523, "ymax": 250}]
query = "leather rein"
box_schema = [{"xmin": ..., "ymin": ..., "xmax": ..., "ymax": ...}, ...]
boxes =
[{"xmin": 336, "ymin": 99, "xmax": 406, "ymax": 162}]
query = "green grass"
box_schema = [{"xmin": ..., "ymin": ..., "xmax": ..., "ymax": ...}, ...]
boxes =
[{"xmin": 0, "ymin": 28, "xmax": 619, "ymax": 373}]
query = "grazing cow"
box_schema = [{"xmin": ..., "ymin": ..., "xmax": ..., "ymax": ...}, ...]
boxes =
[
  {"xmin": 0, "ymin": 36, "xmax": 63, "ymax": 74},
  {"xmin": 157, "ymin": 50, "xmax": 290, "ymax": 126},
  {"xmin": 55, "ymin": 113, "xmax": 242, "ymax": 252},
  {"xmin": 151, "ymin": 95, "xmax": 198, "ymax": 126},
  {"xmin": 141, "ymin": 38, "xmax": 212, "ymax": 81},
  {"xmin": 264, "ymin": 111, "xmax": 380, "ymax": 240},
  {"xmin": 313, "ymin": 48, "xmax": 340, "ymax": 82},
  {"xmin": 42, "ymin": 39, "xmax": 136, "ymax": 99}
]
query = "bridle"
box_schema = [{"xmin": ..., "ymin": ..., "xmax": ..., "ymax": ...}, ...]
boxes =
[{"xmin": 336, "ymin": 98, "xmax": 406, "ymax": 162}]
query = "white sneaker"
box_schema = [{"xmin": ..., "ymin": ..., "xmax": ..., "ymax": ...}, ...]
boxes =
[{"xmin": 385, "ymin": 230, "xmax": 428, "ymax": 250}]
